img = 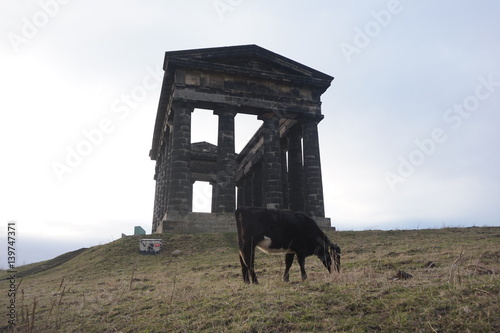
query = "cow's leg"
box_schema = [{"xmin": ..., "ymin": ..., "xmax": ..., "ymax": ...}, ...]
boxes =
[
  {"xmin": 297, "ymin": 254, "xmax": 308, "ymax": 281},
  {"xmin": 283, "ymin": 253, "xmax": 295, "ymax": 282},
  {"xmin": 248, "ymin": 246, "xmax": 258, "ymax": 284}
]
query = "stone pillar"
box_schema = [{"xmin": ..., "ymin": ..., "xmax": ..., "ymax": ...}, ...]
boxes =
[
  {"xmin": 244, "ymin": 175, "xmax": 254, "ymax": 206},
  {"xmin": 236, "ymin": 185, "xmax": 244, "ymax": 208},
  {"xmin": 252, "ymin": 165, "xmax": 263, "ymax": 207},
  {"xmin": 152, "ymin": 157, "xmax": 162, "ymax": 232},
  {"xmin": 166, "ymin": 101, "xmax": 193, "ymax": 212},
  {"xmin": 165, "ymin": 120, "xmax": 174, "ymax": 214},
  {"xmin": 152, "ymin": 125, "xmax": 171, "ymax": 232},
  {"xmin": 259, "ymin": 112, "xmax": 283, "ymax": 209},
  {"xmin": 214, "ymin": 110, "xmax": 236, "ymax": 213},
  {"xmin": 287, "ymin": 123, "xmax": 305, "ymax": 212},
  {"xmin": 280, "ymin": 138, "xmax": 289, "ymax": 210},
  {"xmin": 302, "ymin": 116, "xmax": 325, "ymax": 217},
  {"xmin": 159, "ymin": 128, "xmax": 170, "ymax": 219},
  {"xmin": 210, "ymin": 180, "xmax": 217, "ymax": 213}
]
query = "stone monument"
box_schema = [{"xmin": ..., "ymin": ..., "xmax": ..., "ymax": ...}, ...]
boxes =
[{"xmin": 149, "ymin": 45, "xmax": 333, "ymax": 233}]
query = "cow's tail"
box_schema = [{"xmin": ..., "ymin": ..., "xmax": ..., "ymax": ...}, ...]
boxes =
[
  {"xmin": 235, "ymin": 208, "xmax": 244, "ymax": 245},
  {"xmin": 235, "ymin": 208, "xmax": 249, "ymax": 267}
]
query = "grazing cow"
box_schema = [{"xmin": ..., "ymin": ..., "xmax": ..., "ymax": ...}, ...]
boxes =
[{"xmin": 235, "ymin": 206, "xmax": 341, "ymax": 284}]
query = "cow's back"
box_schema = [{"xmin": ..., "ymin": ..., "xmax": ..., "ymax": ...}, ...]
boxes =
[
  {"xmin": 235, "ymin": 207, "xmax": 325, "ymax": 250},
  {"xmin": 235, "ymin": 206, "xmax": 271, "ymax": 236}
]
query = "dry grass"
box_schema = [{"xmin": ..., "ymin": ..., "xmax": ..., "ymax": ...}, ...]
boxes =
[{"xmin": 1, "ymin": 227, "xmax": 499, "ymax": 332}]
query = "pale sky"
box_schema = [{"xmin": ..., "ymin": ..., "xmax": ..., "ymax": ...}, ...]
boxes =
[{"xmin": 1, "ymin": 0, "xmax": 499, "ymax": 266}]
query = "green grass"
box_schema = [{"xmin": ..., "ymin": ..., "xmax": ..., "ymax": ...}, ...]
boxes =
[{"xmin": 1, "ymin": 227, "xmax": 499, "ymax": 332}]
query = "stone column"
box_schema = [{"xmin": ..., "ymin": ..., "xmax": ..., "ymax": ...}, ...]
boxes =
[
  {"xmin": 165, "ymin": 120, "xmax": 174, "ymax": 214},
  {"xmin": 153, "ymin": 122, "xmax": 172, "ymax": 232},
  {"xmin": 210, "ymin": 180, "xmax": 217, "ymax": 213},
  {"xmin": 166, "ymin": 101, "xmax": 193, "ymax": 212},
  {"xmin": 302, "ymin": 116, "xmax": 325, "ymax": 217},
  {"xmin": 259, "ymin": 112, "xmax": 283, "ymax": 209},
  {"xmin": 214, "ymin": 110, "xmax": 236, "ymax": 213},
  {"xmin": 152, "ymin": 157, "xmax": 162, "ymax": 232},
  {"xmin": 252, "ymin": 165, "xmax": 263, "ymax": 207},
  {"xmin": 236, "ymin": 185, "xmax": 244, "ymax": 208},
  {"xmin": 280, "ymin": 138, "xmax": 289, "ymax": 210},
  {"xmin": 243, "ymin": 175, "xmax": 253, "ymax": 206},
  {"xmin": 159, "ymin": 128, "xmax": 170, "ymax": 220},
  {"xmin": 287, "ymin": 123, "xmax": 305, "ymax": 212}
]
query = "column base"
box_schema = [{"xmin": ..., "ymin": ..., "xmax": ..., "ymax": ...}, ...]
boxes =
[
  {"xmin": 156, "ymin": 211, "xmax": 236, "ymax": 233},
  {"xmin": 312, "ymin": 216, "xmax": 335, "ymax": 231},
  {"xmin": 155, "ymin": 211, "xmax": 334, "ymax": 233}
]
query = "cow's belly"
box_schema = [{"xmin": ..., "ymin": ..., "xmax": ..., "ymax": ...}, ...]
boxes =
[{"xmin": 256, "ymin": 237, "xmax": 294, "ymax": 254}]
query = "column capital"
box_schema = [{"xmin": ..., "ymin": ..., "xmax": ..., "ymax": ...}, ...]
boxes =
[
  {"xmin": 171, "ymin": 99, "xmax": 195, "ymax": 111},
  {"xmin": 297, "ymin": 113, "xmax": 324, "ymax": 124},
  {"xmin": 167, "ymin": 100, "xmax": 193, "ymax": 126},
  {"xmin": 213, "ymin": 106, "xmax": 237, "ymax": 117},
  {"xmin": 287, "ymin": 122, "xmax": 303, "ymax": 138},
  {"xmin": 258, "ymin": 110, "xmax": 282, "ymax": 121}
]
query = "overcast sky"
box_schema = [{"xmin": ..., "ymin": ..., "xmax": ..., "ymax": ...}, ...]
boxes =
[{"xmin": 1, "ymin": 0, "xmax": 499, "ymax": 266}]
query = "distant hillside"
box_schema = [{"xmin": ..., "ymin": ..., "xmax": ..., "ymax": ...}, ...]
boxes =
[
  {"xmin": 1, "ymin": 248, "xmax": 88, "ymax": 280},
  {"xmin": 1, "ymin": 227, "xmax": 498, "ymax": 332}
]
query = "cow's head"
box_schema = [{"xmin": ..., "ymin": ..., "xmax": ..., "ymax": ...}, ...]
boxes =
[
  {"xmin": 316, "ymin": 239, "xmax": 341, "ymax": 273},
  {"xmin": 329, "ymin": 243, "xmax": 341, "ymax": 273}
]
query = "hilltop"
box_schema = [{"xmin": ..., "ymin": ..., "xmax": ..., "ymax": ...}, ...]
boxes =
[{"xmin": 1, "ymin": 227, "xmax": 499, "ymax": 332}]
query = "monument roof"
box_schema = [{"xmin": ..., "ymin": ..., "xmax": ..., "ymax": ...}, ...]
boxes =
[
  {"xmin": 150, "ymin": 45, "xmax": 333, "ymax": 160},
  {"xmin": 162, "ymin": 44, "xmax": 333, "ymax": 84}
]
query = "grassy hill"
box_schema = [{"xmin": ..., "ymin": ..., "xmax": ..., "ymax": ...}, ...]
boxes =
[{"xmin": 1, "ymin": 227, "xmax": 499, "ymax": 332}]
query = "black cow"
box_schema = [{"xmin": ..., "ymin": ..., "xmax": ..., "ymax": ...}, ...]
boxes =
[{"xmin": 235, "ymin": 207, "xmax": 341, "ymax": 284}]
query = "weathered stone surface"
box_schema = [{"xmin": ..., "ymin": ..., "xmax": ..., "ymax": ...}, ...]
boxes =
[
  {"xmin": 302, "ymin": 117, "xmax": 325, "ymax": 217},
  {"xmin": 159, "ymin": 211, "xmax": 237, "ymax": 233},
  {"xmin": 214, "ymin": 110, "xmax": 236, "ymax": 213},
  {"xmin": 260, "ymin": 112, "xmax": 284, "ymax": 209},
  {"xmin": 166, "ymin": 102, "xmax": 193, "ymax": 212}
]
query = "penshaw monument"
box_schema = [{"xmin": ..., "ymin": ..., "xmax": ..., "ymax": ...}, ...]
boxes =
[{"xmin": 149, "ymin": 45, "xmax": 333, "ymax": 233}]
